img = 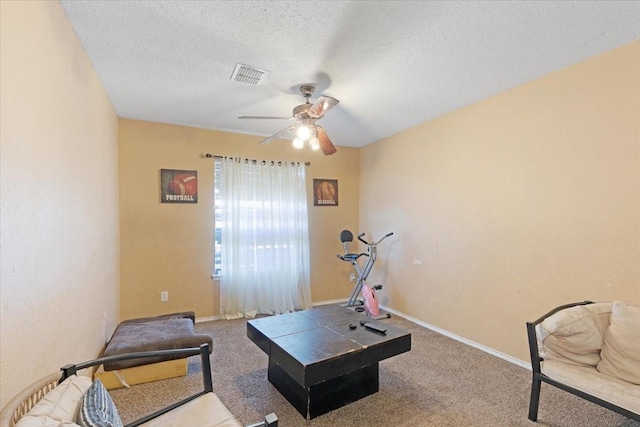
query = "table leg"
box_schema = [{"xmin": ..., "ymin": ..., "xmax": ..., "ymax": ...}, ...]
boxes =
[{"xmin": 267, "ymin": 359, "xmax": 379, "ymax": 420}]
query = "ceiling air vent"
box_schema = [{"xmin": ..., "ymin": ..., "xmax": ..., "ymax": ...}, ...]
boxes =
[{"xmin": 230, "ymin": 64, "xmax": 267, "ymax": 85}]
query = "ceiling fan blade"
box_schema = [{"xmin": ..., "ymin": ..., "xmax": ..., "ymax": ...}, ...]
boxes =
[
  {"xmin": 258, "ymin": 125, "xmax": 296, "ymax": 145},
  {"xmin": 307, "ymin": 96, "xmax": 339, "ymax": 118},
  {"xmin": 317, "ymin": 127, "xmax": 337, "ymax": 155},
  {"xmin": 239, "ymin": 115, "xmax": 291, "ymax": 120}
]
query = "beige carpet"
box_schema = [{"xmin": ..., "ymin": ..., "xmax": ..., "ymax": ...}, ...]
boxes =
[{"xmin": 110, "ymin": 310, "xmax": 639, "ymax": 427}]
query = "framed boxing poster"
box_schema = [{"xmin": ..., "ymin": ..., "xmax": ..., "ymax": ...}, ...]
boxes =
[
  {"xmin": 160, "ymin": 169, "xmax": 198, "ymax": 203},
  {"xmin": 313, "ymin": 179, "xmax": 338, "ymax": 206}
]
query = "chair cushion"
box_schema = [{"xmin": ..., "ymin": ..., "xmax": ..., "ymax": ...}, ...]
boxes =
[
  {"xmin": 139, "ymin": 393, "xmax": 241, "ymax": 427},
  {"xmin": 542, "ymin": 359, "xmax": 640, "ymax": 414},
  {"xmin": 537, "ymin": 302, "xmax": 611, "ymax": 367},
  {"xmin": 78, "ymin": 379, "xmax": 123, "ymax": 427},
  {"xmin": 597, "ymin": 301, "xmax": 640, "ymax": 385},
  {"xmin": 16, "ymin": 419, "xmax": 79, "ymax": 427},
  {"xmin": 15, "ymin": 375, "xmax": 91, "ymax": 426}
]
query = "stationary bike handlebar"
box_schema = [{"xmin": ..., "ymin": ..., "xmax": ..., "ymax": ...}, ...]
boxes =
[
  {"xmin": 357, "ymin": 232, "xmax": 394, "ymax": 246},
  {"xmin": 337, "ymin": 253, "xmax": 368, "ymax": 262}
]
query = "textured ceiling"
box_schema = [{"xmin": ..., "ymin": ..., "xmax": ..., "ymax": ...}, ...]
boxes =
[{"xmin": 59, "ymin": 1, "xmax": 640, "ymax": 149}]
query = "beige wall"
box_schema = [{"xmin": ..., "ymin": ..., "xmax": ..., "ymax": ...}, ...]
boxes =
[
  {"xmin": 118, "ymin": 119, "xmax": 359, "ymax": 320},
  {"xmin": 360, "ymin": 40, "xmax": 640, "ymax": 363},
  {"xmin": 0, "ymin": 1, "xmax": 119, "ymax": 408},
  {"xmin": 1, "ymin": 1, "xmax": 636, "ymax": 410}
]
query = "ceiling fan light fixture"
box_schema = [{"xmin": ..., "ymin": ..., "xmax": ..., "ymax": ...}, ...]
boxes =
[
  {"xmin": 296, "ymin": 125, "xmax": 312, "ymax": 140},
  {"xmin": 309, "ymin": 136, "xmax": 320, "ymax": 151},
  {"xmin": 245, "ymin": 85, "xmax": 338, "ymax": 156}
]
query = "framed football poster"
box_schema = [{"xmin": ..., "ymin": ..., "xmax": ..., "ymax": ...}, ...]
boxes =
[{"xmin": 161, "ymin": 169, "xmax": 198, "ymax": 203}]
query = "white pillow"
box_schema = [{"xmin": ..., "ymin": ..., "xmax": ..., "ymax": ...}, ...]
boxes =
[
  {"xmin": 15, "ymin": 375, "xmax": 92, "ymax": 427},
  {"xmin": 538, "ymin": 302, "xmax": 611, "ymax": 367},
  {"xmin": 597, "ymin": 301, "xmax": 640, "ymax": 384}
]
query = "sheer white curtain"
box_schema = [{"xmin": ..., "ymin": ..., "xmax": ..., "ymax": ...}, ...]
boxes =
[{"xmin": 218, "ymin": 158, "xmax": 312, "ymax": 319}]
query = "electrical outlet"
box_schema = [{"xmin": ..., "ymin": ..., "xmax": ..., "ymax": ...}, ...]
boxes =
[
  {"xmin": 349, "ymin": 273, "xmax": 356, "ymax": 282},
  {"xmin": 160, "ymin": 291, "xmax": 169, "ymax": 302}
]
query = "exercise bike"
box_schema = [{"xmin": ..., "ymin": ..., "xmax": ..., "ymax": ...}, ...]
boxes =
[{"xmin": 337, "ymin": 230, "xmax": 394, "ymax": 320}]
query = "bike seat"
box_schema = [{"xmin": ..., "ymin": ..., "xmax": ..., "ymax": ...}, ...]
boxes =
[{"xmin": 339, "ymin": 230, "xmax": 354, "ymax": 243}]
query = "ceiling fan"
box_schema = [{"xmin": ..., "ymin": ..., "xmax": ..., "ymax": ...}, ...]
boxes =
[{"xmin": 239, "ymin": 85, "xmax": 339, "ymax": 155}]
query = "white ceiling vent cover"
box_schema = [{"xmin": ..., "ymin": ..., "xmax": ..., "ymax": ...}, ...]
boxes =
[{"xmin": 230, "ymin": 64, "xmax": 268, "ymax": 85}]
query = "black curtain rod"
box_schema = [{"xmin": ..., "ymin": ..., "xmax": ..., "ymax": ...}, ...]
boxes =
[{"xmin": 201, "ymin": 153, "xmax": 310, "ymax": 166}]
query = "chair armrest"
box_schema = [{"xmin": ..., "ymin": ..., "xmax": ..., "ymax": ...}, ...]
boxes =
[
  {"xmin": 528, "ymin": 301, "xmax": 595, "ymax": 326},
  {"xmin": 60, "ymin": 343, "xmax": 211, "ymax": 387},
  {"xmin": 58, "ymin": 344, "xmax": 277, "ymax": 427},
  {"xmin": 245, "ymin": 413, "xmax": 278, "ymax": 427},
  {"xmin": 0, "ymin": 372, "xmax": 60, "ymax": 427},
  {"xmin": 60, "ymin": 344, "xmax": 215, "ymax": 427}
]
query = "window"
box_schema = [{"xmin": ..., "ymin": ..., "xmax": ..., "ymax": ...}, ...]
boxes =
[
  {"xmin": 214, "ymin": 158, "xmax": 308, "ymax": 278},
  {"xmin": 213, "ymin": 157, "xmax": 311, "ymax": 317}
]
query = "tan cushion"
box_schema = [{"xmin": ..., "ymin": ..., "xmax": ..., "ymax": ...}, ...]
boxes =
[
  {"xmin": 15, "ymin": 419, "xmax": 79, "ymax": 427},
  {"xmin": 15, "ymin": 375, "xmax": 91, "ymax": 427},
  {"xmin": 542, "ymin": 359, "xmax": 640, "ymax": 414},
  {"xmin": 597, "ymin": 301, "xmax": 640, "ymax": 384},
  {"xmin": 139, "ymin": 393, "xmax": 241, "ymax": 427},
  {"xmin": 538, "ymin": 302, "xmax": 611, "ymax": 367}
]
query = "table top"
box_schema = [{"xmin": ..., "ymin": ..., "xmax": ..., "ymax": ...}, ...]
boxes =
[{"xmin": 247, "ymin": 305, "xmax": 411, "ymax": 386}]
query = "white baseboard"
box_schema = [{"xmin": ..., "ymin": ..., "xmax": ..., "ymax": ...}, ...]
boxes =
[
  {"xmin": 312, "ymin": 298, "xmax": 349, "ymax": 306},
  {"xmin": 380, "ymin": 304, "xmax": 531, "ymax": 370},
  {"xmin": 196, "ymin": 299, "xmax": 531, "ymax": 370},
  {"xmin": 198, "ymin": 300, "xmax": 347, "ymax": 322},
  {"xmin": 195, "ymin": 315, "xmax": 221, "ymax": 323},
  {"xmin": 195, "ymin": 301, "xmax": 345, "ymax": 322}
]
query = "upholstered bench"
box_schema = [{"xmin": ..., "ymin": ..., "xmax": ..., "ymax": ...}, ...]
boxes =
[{"xmin": 96, "ymin": 312, "xmax": 213, "ymax": 389}]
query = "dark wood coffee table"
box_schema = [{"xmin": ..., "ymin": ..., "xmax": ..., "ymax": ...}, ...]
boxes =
[{"xmin": 247, "ymin": 305, "xmax": 411, "ymax": 419}]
